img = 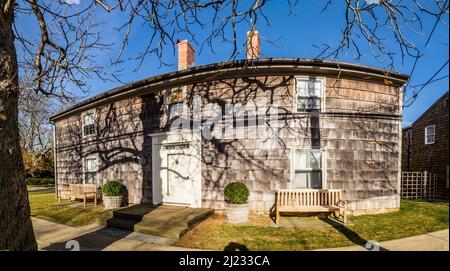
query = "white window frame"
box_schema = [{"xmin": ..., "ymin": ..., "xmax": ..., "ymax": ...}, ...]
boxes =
[
  {"xmin": 83, "ymin": 156, "xmax": 98, "ymax": 185},
  {"xmin": 294, "ymin": 76, "xmax": 326, "ymax": 113},
  {"xmin": 290, "ymin": 148, "xmax": 327, "ymax": 189},
  {"xmin": 165, "ymin": 86, "xmax": 187, "ymax": 116},
  {"xmin": 82, "ymin": 110, "xmax": 96, "ymax": 137},
  {"xmin": 424, "ymin": 125, "xmax": 435, "ymax": 145}
]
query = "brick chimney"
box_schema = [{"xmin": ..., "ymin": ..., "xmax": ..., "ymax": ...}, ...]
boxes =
[
  {"xmin": 246, "ymin": 28, "xmax": 261, "ymax": 59},
  {"xmin": 177, "ymin": 39, "xmax": 195, "ymax": 70}
]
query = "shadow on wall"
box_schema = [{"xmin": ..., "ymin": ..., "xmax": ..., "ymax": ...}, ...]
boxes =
[
  {"xmin": 57, "ymin": 96, "xmax": 158, "ymax": 205},
  {"xmin": 56, "ymin": 75, "xmax": 401, "ymax": 209}
]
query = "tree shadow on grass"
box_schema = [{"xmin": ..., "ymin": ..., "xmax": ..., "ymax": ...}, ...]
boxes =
[
  {"xmin": 224, "ymin": 242, "xmax": 250, "ymax": 251},
  {"xmin": 319, "ymin": 216, "xmax": 389, "ymax": 251}
]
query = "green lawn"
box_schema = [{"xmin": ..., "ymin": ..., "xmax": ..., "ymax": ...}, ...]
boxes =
[
  {"xmin": 29, "ymin": 190, "xmax": 112, "ymax": 227},
  {"xmin": 29, "ymin": 191, "xmax": 448, "ymax": 250},
  {"xmin": 176, "ymin": 200, "xmax": 449, "ymax": 250}
]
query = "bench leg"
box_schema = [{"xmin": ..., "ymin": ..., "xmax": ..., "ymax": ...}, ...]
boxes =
[
  {"xmin": 84, "ymin": 195, "xmax": 86, "ymax": 207},
  {"xmin": 275, "ymin": 208, "xmax": 280, "ymax": 224},
  {"xmin": 94, "ymin": 195, "xmax": 97, "ymax": 206}
]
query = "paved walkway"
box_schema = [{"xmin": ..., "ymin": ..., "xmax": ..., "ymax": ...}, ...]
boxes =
[
  {"xmin": 33, "ymin": 217, "xmax": 448, "ymax": 251},
  {"xmin": 32, "ymin": 218, "xmax": 202, "ymax": 251},
  {"xmin": 316, "ymin": 229, "xmax": 449, "ymax": 251}
]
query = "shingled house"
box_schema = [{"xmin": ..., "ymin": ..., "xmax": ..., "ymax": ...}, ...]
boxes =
[
  {"xmin": 50, "ymin": 30, "xmax": 409, "ymax": 215},
  {"xmin": 402, "ymin": 91, "xmax": 449, "ymax": 198}
]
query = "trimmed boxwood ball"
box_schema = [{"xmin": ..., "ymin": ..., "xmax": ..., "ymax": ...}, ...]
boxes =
[
  {"xmin": 224, "ymin": 182, "xmax": 249, "ymax": 204},
  {"xmin": 102, "ymin": 180, "xmax": 123, "ymax": 196}
]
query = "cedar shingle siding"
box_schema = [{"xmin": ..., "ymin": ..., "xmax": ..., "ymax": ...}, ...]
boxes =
[
  {"xmin": 52, "ymin": 60, "xmax": 408, "ymax": 214},
  {"xmin": 402, "ymin": 92, "xmax": 449, "ymax": 198}
]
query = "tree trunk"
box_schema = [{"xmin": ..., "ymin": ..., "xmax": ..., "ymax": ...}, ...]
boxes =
[{"xmin": 0, "ymin": 4, "xmax": 38, "ymax": 251}]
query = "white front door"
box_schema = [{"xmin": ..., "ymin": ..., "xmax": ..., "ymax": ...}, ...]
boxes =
[
  {"xmin": 163, "ymin": 144, "xmax": 193, "ymax": 205},
  {"xmin": 151, "ymin": 131, "xmax": 202, "ymax": 207}
]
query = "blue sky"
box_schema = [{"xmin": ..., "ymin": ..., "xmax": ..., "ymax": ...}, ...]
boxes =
[{"xmin": 17, "ymin": 1, "xmax": 449, "ymax": 126}]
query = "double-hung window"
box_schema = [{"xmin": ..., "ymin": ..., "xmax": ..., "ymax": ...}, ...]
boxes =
[
  {"xmin": 83, "ymin": 112, "xmax": 95, "ymax": 136},
  {"xmin": 296, "ymin": 77, "xmax": 324, "ymax": 112},
  {"xmin": 84, "ymin": 158, "xmax": 97, "ymax": 184},
  {"xmin": 425, "ymin": 125, "xmax": 435, "ymax": 145},
  {"xmin": 293, "ymin": 149, "xmax": 323, "ymax": 189},
  {"xmin": 166, "ymin": 87, "xmax": 185, "ymax": 116}
]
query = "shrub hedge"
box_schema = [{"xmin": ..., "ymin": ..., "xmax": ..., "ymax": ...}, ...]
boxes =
[{"xmin": 26, "ymin": 178, "xmax": 55, "ymax": 186}]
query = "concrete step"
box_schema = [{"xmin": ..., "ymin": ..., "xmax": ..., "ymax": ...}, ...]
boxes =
[
  {"xmin": 107, "ymin": 205, "xmax": 214, "ymax": 239},
  {"xmin": 107, "ymin": 216, "xmax": 193, "ymax": 239},
  {"xmin": 106, "ymin": 217, "xmax": 136, "ymax": 231}
]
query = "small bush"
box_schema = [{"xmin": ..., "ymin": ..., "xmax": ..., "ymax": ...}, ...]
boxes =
[
  {"xmin": 224, "ymin": 182, "xmax": 249, "ymax": 204},
  {"xmin": 26, "ymin": 178, "xmax": 55, "ymax": 186},
  {"xmin": 102, "ymin": 181, "xmax": 123, "ymax": 196}
]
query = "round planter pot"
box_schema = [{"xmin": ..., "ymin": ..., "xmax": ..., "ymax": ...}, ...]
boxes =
[
  {"xmin": 225, "ymin": 203, "xmax": 249, "ymax": 224},
  {"xmin": 103, "ymin": 195, "xmax": 122, "ymax": 210}
]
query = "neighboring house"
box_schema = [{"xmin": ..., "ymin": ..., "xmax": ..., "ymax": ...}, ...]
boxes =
[
  {"xmin": 50, "ymin": 30, "xmax": 409, "ymax": 215},
  {"xmin": 402, "ymin": 91, "xmax": 449, "ymax": 198}
]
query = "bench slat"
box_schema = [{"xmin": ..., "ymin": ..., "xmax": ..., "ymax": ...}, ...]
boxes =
[
  {"xmin": 59, "ymin": 184, "xmax": 98, "ymax": 207},
  {"xmin": 275, "ymin": 189, "xmax": 347, "ymax": 224},
  {"xmin": 278, "ymin": 205, "xmax": 340, "ymax": 212}
]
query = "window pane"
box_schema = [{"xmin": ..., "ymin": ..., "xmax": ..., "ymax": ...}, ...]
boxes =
[
  {"xmin": 307, "ymin": 81, "xmax": 315, "ymax": 96},
  {"xmin": 85, "ymin": 173, "xmax": 96, "ymax": 184},
  {"xmin": 306, "ymin": 98, "xmax": 320, "ymax": 110},
  {"xmin": 85, "ymin": 159, "xmax": 97, "ymax": 172},
  {"xmin": 297, "ymin": 97, "xmax": 306, "ymax": 111},
  {"xmin": 297, "ymin": 98, "xmax": 320, "ymax": 112},
  {"xmin": 293, "ymin": 172, "xmax": 322, "ymax": 188},
  {"xmin": 294, "ymin": 150, "xmax": 307, "ymax": 170},
  {"xmin": 310, "ymin": 172, "xmax": 322, "ymax": 188},
  {"xmin": 313, "ymin": 81, "xmax": 322, "ymax": 96},
  {"xmin": 309, "ymin": 150, "xmax": 322, "ymax": 169},
  {"xmin": 306, "ymin": 81, "xmax": 321, "ymax": 97},
  {"xmin": 293, "ymin": 172, "xmax": 308, "ymax": 188},
  {"xmin": 84, "ymin": 124, "xmax": 95, "ymax": 136},
  {"xmin": 295, "ymin": 149, "xmax": 322, "ymax": 169},
  {"xmin": 297, "ymin": 81, "xmax": 307, "ymax": 96},
  {"xmin": 84, "ymin": 113, "xmax": 95, "ymax": 125}
]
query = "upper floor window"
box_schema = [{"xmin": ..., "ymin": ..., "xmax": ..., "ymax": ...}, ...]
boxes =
[
  {"xmin": 425, "ymin": 125, "xmax": 435, "ymax": 145},
  {"xmin": 84, "ymin": 157, "xmax": 97, "ymax": 184},
  {"xmin": 295, "ymin": 77, "xmax": 325, "ymax": 112},
  {"xmin": 292, "ymin": 149, "xmax": 324, "ymax": 189},
  {"xmin": 166, "ymin": 87, "xmax": 185, "ymax": 115},
  {"xmin": 83, "ymin": 112, "xmax": 95, "ymax": 136}
]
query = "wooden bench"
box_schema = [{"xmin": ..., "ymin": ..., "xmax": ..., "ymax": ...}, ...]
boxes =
[
  {"xmin": 275, "ymin": 189, "xmax": 347, "ymax": 224},
  {"xmin": 58, "ymin": 184, "xmax": 98, "ymax": 207}
]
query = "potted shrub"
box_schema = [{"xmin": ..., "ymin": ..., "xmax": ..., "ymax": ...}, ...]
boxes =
[
  {"xmin": 224, "ymin": 182, "xmax": 250, "ymax": 224},
  {"xmin": 102, "ymin": 180, "xmax": 123, "ymax": 210}
]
